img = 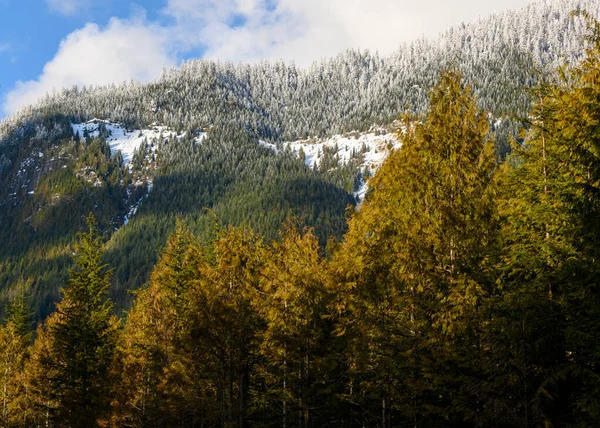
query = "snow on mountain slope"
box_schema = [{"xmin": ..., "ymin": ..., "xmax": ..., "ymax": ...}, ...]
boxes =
[
  {"xmin": 71, "ymin": 120, "xmax": 399, "ymax": 209},
  {"xmin": 70, "ymin": 119, "xmax": 205, "ymax": 227},
  {"xmin": 287, "ymin": 131, "xmax": 400, "ymax": 169},
  {"xmin": 284, "ymin": 130, "xmax": 401, "ymax": 206},
  {"xmin": 71, "ymin": 119, "xmax": 205, "ymax": 164}
]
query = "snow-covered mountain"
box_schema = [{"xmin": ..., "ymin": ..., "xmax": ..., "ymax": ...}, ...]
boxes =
[
  {"xmin": 2, "ymin": 0, "xmax": 598, "ymax": 148},
  {"xmin": 1, "ymin": 0, "xmax": 599, "ymax": 320}
]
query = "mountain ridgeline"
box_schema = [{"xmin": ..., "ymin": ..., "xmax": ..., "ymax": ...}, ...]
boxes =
[
  {"xmin": 0, "ymin": 0, "xmax": 599, "ymax": 320},
  {"xmin": 3, "ymin": 17, "xmax": 600, "ymax": 424},
  {"xmin": 2, "ymin": 0, "xmax": 599, "ymax": 143},
  {"xmin": 2, "ymin": 1, "xmax": 600, "ymax": 426}
]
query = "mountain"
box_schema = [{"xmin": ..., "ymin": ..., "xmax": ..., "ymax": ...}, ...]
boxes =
[
  {"xmin": 0, "ymin": 118, "xmax": 355, "ymax": 319},
  {"xmin": 0, "ymin": 0, "xmax": 599, "ymax": 320}
]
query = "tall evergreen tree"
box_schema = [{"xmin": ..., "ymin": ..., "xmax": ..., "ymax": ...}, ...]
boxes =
[
  {"xmin": 113, "ymin": 219, "xmax": 204, "ymax": 426},
  {"xmin": 495, "ymin": 12, "xmax": 600, "ymax": 425},
  {"xmin": 0, "ymin": 282, "xmax": 31, "ymax": 427},
  {"xmin": 191, "ymin": 227, "xmax": 265, "ymax": 427},
  {"xmin": 44, "ymin": 214, "xmax": 117, "ymax": 426},
  {"xmin": 256, "ymin": 220, "xmax": 331, "ymax": 427},
  {"xmin": 20, "ymin": 317, "xmax": 59, "ymax": 427},
  {"xmin": 330, "ymin": 69, "xmax": 498, "ymax": 426}
]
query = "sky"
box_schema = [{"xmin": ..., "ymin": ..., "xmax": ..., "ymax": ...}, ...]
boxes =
[{"xmin": 0, "ymin": 0, "xmax": 531, "ymax": 116}]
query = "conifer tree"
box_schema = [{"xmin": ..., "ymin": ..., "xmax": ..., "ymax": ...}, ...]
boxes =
[
  {"xmin": 189, "ymin": 227, "xmax": 264, "ymax": 427},
  {"xmin": 0, "ymin": 283, "xmax": 32, "ymax": 427},
  {"xmin": 114, "ymin": 219, "xmax": 204, "ymax": 426},
  {"xmin": 20, "ymin": 314, "xmax": 61, "ymax": 427},
  {"xmin": 44, "ymin": 214, "xmax": 117, "ymax": 426},
  {"xmin": 330, "ymin": 69, "xmax": 498, "ymax": 426},
  {"xmin": 257, "ymin": 220, "xmax": 330, "ymax": 427},
  {"xmin": 495, "ymin": 12, "xmax": 600, "ymax": 425}
]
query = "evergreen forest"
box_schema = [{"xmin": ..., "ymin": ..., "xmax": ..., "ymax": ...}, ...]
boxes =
[
  {"xmin": 1, "ymin": 0, "xmax": 600, "ymax": 322},
  {"xmin": 2, "ymin": 1, "xmax": 600, "ymax": 427}
]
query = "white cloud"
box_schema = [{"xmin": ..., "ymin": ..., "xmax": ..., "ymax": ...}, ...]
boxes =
[
  {"xmin": 0, "ymin": 42, "xmax": 10, "ymax": 53},
  {"xmin": 164, "ymin": 0, "xmax": 531, "ymax": 65},
  {"xmin": 3, "ymin": 17, "xmax": 175, "ymax": 114},
  {"xmin": 5, "ymin": 0, "xmax": 532, "ymax": 114},
  {"xmin": 45, "ymin": 0, "xmax": 90, "ymax": 16}
]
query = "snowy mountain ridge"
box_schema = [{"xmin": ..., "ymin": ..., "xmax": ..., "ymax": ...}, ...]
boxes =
[{"xmin": 3, "ymin": 0, "xmax": 597, "ymax": 148}]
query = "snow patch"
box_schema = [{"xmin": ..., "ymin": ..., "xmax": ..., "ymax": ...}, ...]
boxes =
[
  {"xmin": 283, "ymin": 131, "xmax": 401, "ymax": 207},
  {"xmin": 287, "ymin": 132, "xmax": 400, "ymax": 171},
  {"xmin": 71, "ymin": 119, "xmax": 206, "ymax": 164},
  {"xmin": 258, "ymin": 140, "xmax": 279, "ymax": 153},
  {"xmin": 71, "ymin": 119, "xmax": 195, "ymax": 227},
  {"xmin": 123, "ymin": 178, "xmax": 153, "ymax": 226}
]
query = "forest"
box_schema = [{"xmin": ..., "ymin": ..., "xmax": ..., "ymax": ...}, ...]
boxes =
[
  {"xmin": 2, "ymin": 0, "xmax": 600, "ymax": 323},
  {"xmin": 1, "ymin": 10, "xmax": 600, "ymax": 427}
]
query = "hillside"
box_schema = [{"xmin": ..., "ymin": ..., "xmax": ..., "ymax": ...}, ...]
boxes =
[
  {"xmin": 3, "ymin": 37, "xmax": 600, "ymax": 424},
  {"xmin": 2, "ymin": 0, "xmax": 598, "ymax": 144},
  {"xmin": 0, "ymin": 0, "xmax": 599, "ymax": 320}
]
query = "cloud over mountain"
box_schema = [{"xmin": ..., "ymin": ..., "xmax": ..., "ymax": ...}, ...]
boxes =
[{"xmin": 4, "ymin": 0, "xmax": 529, "ymax": 114}]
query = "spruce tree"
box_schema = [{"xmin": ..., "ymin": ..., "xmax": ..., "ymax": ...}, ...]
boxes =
[{"xmin": 45, "ymin": 214, "xmax": 117, "ymax": 426}]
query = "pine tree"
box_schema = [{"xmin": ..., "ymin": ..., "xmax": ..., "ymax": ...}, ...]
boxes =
[
  {"xmin": 0, "ymin": 282, "xmax": 32, "ymax": 427},
  {"xmin": 44, "ymin": 214, "xmax": 117, "ymax": 426}
]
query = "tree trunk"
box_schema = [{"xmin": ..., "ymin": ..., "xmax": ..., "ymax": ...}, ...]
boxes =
[{"xmin": 238, "ymin": 362, "xmax": 248, "ymax": 428}]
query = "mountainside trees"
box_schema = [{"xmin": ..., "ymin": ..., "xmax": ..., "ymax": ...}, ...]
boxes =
[
  {"xmin": 2, "ymin": 0, "xmax": 598, "ymax": 147},
  {"xmin": 3, "ymin": 10, "xmax": 600, "ymax": 427},
  {"xmin": 0, "ymin": 117, "xmax": 356, "ymax": 322},
  {"xmin": 2, "ymin": 0, "xmax": 600, "ymax": 324}
]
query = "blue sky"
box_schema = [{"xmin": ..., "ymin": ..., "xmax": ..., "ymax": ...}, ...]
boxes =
[
  {"xmin": 0, "ymin": 2, "xmax": 130, "ymax": 87},
  {"xmin": 0, "ymin": 0, "xmax": 530, "ymax": 116},
  {"xmin": 0, "ymin": 0, "xmax": 180, "ymax": 112}
]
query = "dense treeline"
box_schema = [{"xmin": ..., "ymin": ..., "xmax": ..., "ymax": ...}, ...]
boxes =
[
  {"xmin": 0, "ymin": 119, "xmax": 354, "ymax": 321},
  {"xmin": 3, "ymin": 13, "xmax": 600, "ymax": 426},
  {"xmin": 1, "ymin": 0, "xmax": 600, "ymax": 323},
  {"xmin": 1, "ymin": 0, "xmax": 598, "ymax": 147}
]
